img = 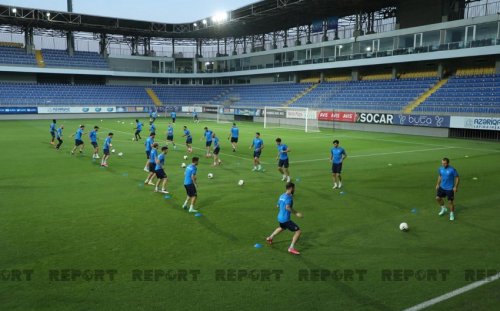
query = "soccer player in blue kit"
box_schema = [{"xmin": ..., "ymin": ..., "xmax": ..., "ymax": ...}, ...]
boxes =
[
  {"xmin": 250, "ymin": 132, "xmax": 264, "ymax": 171},
  {"xmin": 330, "ymin": 140, "xmax": 347, "ymax": 189},
  {"xmin": 276, "ymin": 138, "xmax": 291, "ymax": 182},
  {"xmin": 144, "ymin": 133, "xmax": 155, "ymax": 172},
  {"xmin": 182, "ymin": 157, "xmax": 199, "ymax": 213},
  {"xmin": 100, "ymin": 132, "xmax": 113, "ymax": 167},
  {"xmin": 144, "ymin": 142, "xmax": 159, "ymax": 186},
  {"xmin": 49, "ymin": 119, "xmax": 56, "ymax": 145},
  {"xmin": 182, "ymin": 126, "xmax": 193, "ymax": 153},
  {"xmin": 435, "ymin": 157, "xmax": 460, "ymax": 221},
  {"xmin": 228, "ymin": 123, "xmax": 239, "ymax": 152},
  {"xmin": 55, "ymin": 125, "xmax": 64, "ymax": 150},
  {"xmin": 154, "ymin": 146, "xmax": 169, "ymax": 194},
  {"xmin": 89, "ymin": 126, "xmax": 100, "ymax": 159},
  {"xmin": 71, "ymin": 125, "xmax": 86, "ymax": 155},
  {"xmin": 202, "ymin": 127, "xmax": 213, "ymax": 157},
  {"xmin": 170, "ymin": 111, "xmax": 176, "ymax": 123},
  {"xmin": 166, "ymin": 123, "xmax": 176, "ymax": 149},
  {"xmin": 212, "ymin": 133, "xmax": 222, "ymax": 166},
  {"xmin": 134, "ymin": 119, "xmax": 143, "ymax": 141},
  {"xmin": 266, "ymin": 182, "xmax": 303, "ymax": 255}
]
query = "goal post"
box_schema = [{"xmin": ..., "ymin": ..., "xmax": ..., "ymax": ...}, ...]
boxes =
[{"xmin": 263, "ymin": 106, "xmax": 320, "ymax": 132}]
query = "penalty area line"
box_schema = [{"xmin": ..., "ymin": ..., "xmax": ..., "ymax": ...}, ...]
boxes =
[{"xmin": 402, "ymin": 272, "xmax": 500, "ymax": 311}]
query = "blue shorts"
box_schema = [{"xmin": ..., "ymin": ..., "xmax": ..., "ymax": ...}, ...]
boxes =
[
  {"xmin": 146, "ymin": 150, "xmax": 151, "ymax": 159},
  {"xmin": 167, "ymin": 135, "xmax": 174, "ymax": 141},
  {"xmin": 230, "ymin": 137, "xmax": 238, "ymax": 143},
  {"xmin": 75, "ymin": 139, "xmax": 84, "ymax": 146},
  {"xmin": 332, "ymin": 163, "xmax": 343, "ymax": 174},
  {"xmin": 278, "ymin": 159, "xmax": 289, "ymax": 168},
  {"xmin": 148, "ymin": 162, "xmax": 156, "ymax": 172},
  {"xmin": 50, "ymin": 131, "xmax": 55, "ymax": 138},
  {"xmin": 91, "ymin": 142, "xmax": 98, "ymax": 148},
  {"xmin": 437, "ymin": 187, "xmax": 455, "ymax": 201},
  {"xmin": 103, "ymin": 149, "xmax": 110, "ymax": 155},
  {"xmin": 135, "ymin": 130, "xmax": 141, "ymax": 135},
  {"xmin": 279, "ymin": 221, "xmax": 300, "ymax": 232},
  {"xmin": 186, "ymin": 137, "xmax": 192, "ymax": 144},
  {"xmin": 213, "ymin": 147, "xmax": 220, "ymax": 155},
  {"xmin": 253, "ymin": 150, "xmax": 261, "ymax": 159},
  {"xmin": 184, "ymin": 183, "xmax": 197, "ymax": 197},
  {"xmin": 206, "ymin": 141, "xmax": 212, "ymax": 147}
]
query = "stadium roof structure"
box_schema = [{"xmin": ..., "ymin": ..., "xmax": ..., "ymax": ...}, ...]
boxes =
[{"xmin": 0, "ymin": 0, "xmax": 398, "ymax": 39}]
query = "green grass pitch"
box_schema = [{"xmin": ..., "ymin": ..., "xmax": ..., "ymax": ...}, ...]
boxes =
[{"xmin": 0, "ymin": 117, "xmax": 499, "ymax": 311}]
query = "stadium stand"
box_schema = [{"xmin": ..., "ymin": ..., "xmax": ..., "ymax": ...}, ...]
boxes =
[
  {"xmin": 415, "ymin": 74, "xmax": 500, "ymax": 114},
  {"xmin": 0, "ymin": 46, "xmax": 37, "ymax": 66},
  {"xmin": 41, "ymin": 49, "xmax": 109, "ymax": 69}
]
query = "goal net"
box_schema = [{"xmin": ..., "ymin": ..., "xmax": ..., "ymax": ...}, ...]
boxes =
[{"xmin": 263, "ymin": 106, "xmax": 320, "ymax": 132}]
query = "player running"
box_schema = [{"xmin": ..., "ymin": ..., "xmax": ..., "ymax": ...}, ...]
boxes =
[
  {"xmin": 202, "ymin": 127, "xmax": 213, "ymax": 157},
  {"xmin": 171, "ymin": 111, "xmax": 177, "ymax": 123},
  {"xmin": 100, "ymin": 132, "xmax": 113, "ymax": 167},
  {"xmin": 436, "ymin": 157, "xmax": 460, "ymax": 221},
  {"xmin": 212, "ymin": 133, "xmax": 222, "ymax": 166},
  {"xmin": 89, "ymin": 126, "xmax": 100, "ymax": 159},
  {"xmin": 149, "ymin": 121, "xmax": 156, "ymax": 135},
  {"xmin": 266, "ymin": 182, "xmax": 303, "ymax": 255},
  {"xmin": 144, "ymin": 133, "xmax": 155, "ymax": 172},
  {"xmin": 150, "ymin": 110, "xmax": 158, "ymax": 123},
  {"xmin": 144, "ymin": 142, "xmax": 159, "ymax": 185},
  {"xmin": 182, "ymin": 126, "xmax": 193, "ymax": 153},
  {"xmin": 154, "ymin": 146, "xmax": 169, "ymax": 194},
  {"xmin": 182, "ymin": 157, "xmax": 199, "ymax": 213},
  {"xmin": 276, "ymin": 138, "xmax": 291, "ymax": 182},
  {"xmin": 166, "ymin": 123, "xmax": 176, "ymax": 149},
  {"xmin": 330, "ymin": 140, "xmax": 347, "ymax": 189},
  {"xmin": 228, "ymin": 123, "xmax": 239, "ymax": 152},
  {"xmin": 49, "ymin": 119, "xmax": 57, "ymax": 145},
  {"xmin": 71, "ymin": 125, "xmax": 86, "ymax": 155},
  {"xmin": 55, "ymin": 125, "xmax": 64, "ymax": 150},
  {"xmin": 250, "ymin": 132, "xmax": 264, "ymax": 171},
  {"xmin": 134, "ymin": 119, "xmax": 143, "ymax": 141}
]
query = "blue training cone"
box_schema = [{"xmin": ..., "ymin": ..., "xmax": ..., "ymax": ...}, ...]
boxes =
[
  {"xmin": 254, "ymin": 243, "xmax": 263, "ymax": 249},
  {"xmin": 194, "ymin": 213, "xmax": 202, "ymax": 217}
]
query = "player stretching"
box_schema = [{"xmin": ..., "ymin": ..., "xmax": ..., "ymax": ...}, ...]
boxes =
[
  {"xmin": 144, "ymin": 133, "xmax": 155, "ymax": 172},
  {"xmin": 228, "ymin": 123, "xmax": 239, "ymax": 152},
  {"xmin": 266, "ymin": 182, "xmax": 303, "ymax": 255},
  {"xmin": 436, "ymin": 157, "xmax": 460, "ymax": 221},
  {"xmin": 154, "ymin": 146, "xmax": 169, "ymax": 194},
  {"xmin": 49, "ymin": 119, "xmax": 57, "ymax": 145},
  {"xmin": 144, "ymin": 142, "xmax": 159, "ymax": 185},
  {"xmin": 55, "ymin": 125, "xmax": 64, "ymax": 150},
  {"xmin": 134, "ymin": 119, "xmax": 143, "ymax": 141},
  {"xmin": 170, "ymin": 111, "xmax": 176, "ymax": 123},
  {"xmin": 212, "ymin": 133, "xmax": 222, "ymax": 166},
  {"xmin": 101, "ymin": 132, "xmax": 113, "ymax": 167},
  {"xmin": 166, "ymin": 123, "xmax": 176, "ymax": 149},
  {"xmin": 182, "ymin": 157, "xmax": 199, "ymax": 213},
  {"xmin": 330, "ymin": 140, "xmax": 347, "ymax": 189},
  {"xmin": 202, "ymin": 127, "xmax": 213, "ymax": 157},
  {"xmin": 182, "ymin": 126, "xmax": 193, "ymax": 153},
  {"xmin": 71, "ymin": 125, "xmax": 86, "ymax": 155},
  {"xmin": 250, "ymin": 132, "xmax": 264, "ymax": 171},
  {"xmin": 276, "ymin": 138, "xmax": 291, "ymax": 182},
  {"xmin": 89, "ymin": 126, "xmax": 100, "ymax": 159}
]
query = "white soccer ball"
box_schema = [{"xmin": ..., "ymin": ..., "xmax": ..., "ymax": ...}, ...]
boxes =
[
  {"xmin": 238, "ymin": 180, "xmax": 244, "ymax": 186},
  {"xmin": 121, "ymin": 122, "xmax": 125, "ymax": 124},
  {"xmin": 118, "ymin": 152, "xmax": 123, "ymax": 157},
  {"xmin": 183, "ymin": 155, "xmax": 188, "ymax": 160},
  {"xmin": 111, "ymin": 149, "xmax": 116, "ymax": 153},
  {"xmin": 181, "ymin": 163, "xmax": 186, "ymax": 168},
  {"xmin": 399, "ymin": 222, "xmax": 409, "ymax": 231},
  {"xmin": 208, "ymin": 173, "xmax": 213, "ymax": 179},
  {"xmin": 132, "ymin": 137, "xmax": 135, "ymax": 141}
]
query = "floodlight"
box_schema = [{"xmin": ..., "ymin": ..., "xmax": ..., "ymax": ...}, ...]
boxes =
[
  {"xmin": 46, "ymin": 12, "xmax": 51, "ymax": 17},
  {"xmin": 193, "ymin": 23, "xmax": 197, "ymax": 27},
  {"xmin": 202, "ymin": 19, "xmax": 207, "ymax": 25},
  {"xmin": 366, "ymin": 46, "xmax": 371, "ymax": 52},
  {"xmin": 12, "ymin": 8, "xmax": 17, "ymax": 13}
]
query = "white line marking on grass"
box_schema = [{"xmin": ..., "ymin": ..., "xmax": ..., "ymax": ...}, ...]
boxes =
[
  {"xmin": 291, "ymin": 147, "xmax": 456, "ymax": 164},
  {"xmin": 402, "ymin": 273, "xmax": 500, "ymax": 311}
]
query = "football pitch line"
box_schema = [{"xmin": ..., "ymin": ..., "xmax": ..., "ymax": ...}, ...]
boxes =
[
  {"xmin": 403, "ymin": 272, "xmax": 500, "ymax": 311},
  {"xmin": 290, "ymin": 147, "xmax": 456, "ymax": 164}
]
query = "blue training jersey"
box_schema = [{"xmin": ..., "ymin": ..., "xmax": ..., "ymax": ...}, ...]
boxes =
[
  {"xmin": 439, "ymin": 165, "xmax": 459, "ymax": 190},
  {"xmin": 150, "ymin": 124, "xmax": 156, "ymax": 132},
  {"xmin": 75, "ymin": 128, "xmax": 83, "ymax": 140},
  {"xmin": 231, "ymin": 127, "xmax": 239, "ymax": 138},
  {"xmin": 103, "ymin": 137, "xmax": 112, "ymax": 150},
  {"xmin": 145, "ymin": 137, "xmax": 154, "ymax": 151},
  {"xmin": 278, "ymin": 144, "xmax": 288, "ymax": 160},
  {"xmin": 205, "ymin": 130, "xmax": 213, "ymax": 142},
  {"xmin": 50, "ymin": 122, "xmax": 56, "ymax": 132},
  {"xmin": 89, "ymin": 130, "xmax": 97, "ymax": 143},
  {"xmin": 155, "ymin": 153, "xmax": 165, "ymax": 171},
  {"xmin": 253, "ymin": 138, "xmax": 263, "ymax": 151},
  {"xmin": 214, "ymin": 137, "xmax": 220, "ymax": 148},
  {"xmin": 149, "ymin": 149, "xmax": 157, "ymax": 164},
  {"xmin": 331, "ymin": 147, "xmax": 346, "ymax": 164},
  {"xmin": 171, "ymin": 112, "xmax": 176, "ymax": 118},
  {"xmin": 277, "ymin": 192, "xmax": 293, "ymax": 223},
  {"xmin": 184, "ymin": 164, "xmax": 197, "ymax": 185},
  {"xmin": 184, "ymin": 129, "xmax": 191, "ymax": 139},
  {"xmin": 136, "ymin": 122, "xmax": 143, "ymax": 131},
  {"xmin": 56, "ymin": 127, "xmax": 63, "ymax": 138},
  {"xmin": 167, "ymin": 126, "xmax": 174, "ymax": 136}
]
